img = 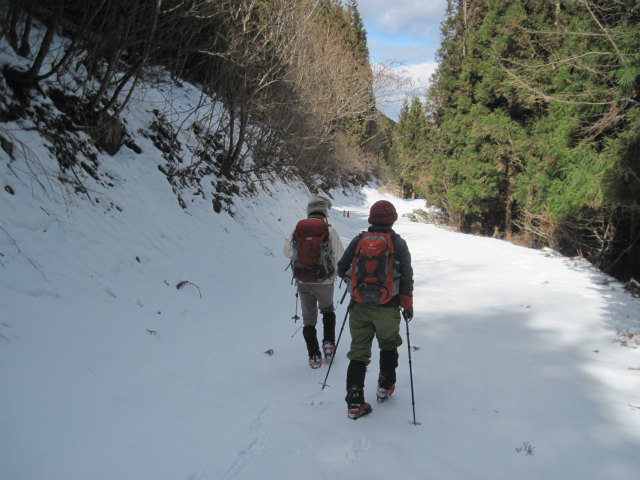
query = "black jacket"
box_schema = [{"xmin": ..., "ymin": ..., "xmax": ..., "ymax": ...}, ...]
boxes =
[{"xmin": 337, "ymin": 225, "xmax": 413, "ymax": 307}]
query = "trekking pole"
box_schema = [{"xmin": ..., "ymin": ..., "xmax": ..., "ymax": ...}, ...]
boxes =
[
  {"xmin": 321, "ymin": 303, "xmax": 350, "ymax": 390},
  {"xmin": 404, "ymin": 315, "xmax": 420, "ymax": 425},
  {"xmin": 291, "ymin": 292, "xmax": 300, "ymax": 322},
  {"xmin": 339, "ymin": 283, "xmax": 348, "ymax": 305}
]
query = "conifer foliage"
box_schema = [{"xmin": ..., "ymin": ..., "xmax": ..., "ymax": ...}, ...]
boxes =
[{"xmin": 390, "ymin": 0, "xmax": 640, "ymax": 281}]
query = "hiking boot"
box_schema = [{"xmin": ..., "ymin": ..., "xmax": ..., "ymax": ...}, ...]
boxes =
[
  {"xmin": 376, "ymin": 384, "xmax": 395, "ymax": 402},
  {"xmin": 348, "ymin": 402, "xmax": 372, "ymax": 419},
  {"xmin": 309, "ymin": 353, "xmax": 322, "ymax": 369},
  {"xmin": 303, "ymin": 325, "xmax": 322, "ymax": 367},
  {"xmin": 346, "ymin": 385, "xmax": 371, "ymax": 419},
  {"xmin": 322, "ymin": 340, "xmax": 336, "ymax": 359}
]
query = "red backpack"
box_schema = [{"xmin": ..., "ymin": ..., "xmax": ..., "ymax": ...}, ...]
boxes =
[
  {"xmin": 291, "ymin": 219, "xmax": 334, "ymax": 282},
  {"xmin": 350, "ymin": 231, "xmax": 399, "ymax": 305}
]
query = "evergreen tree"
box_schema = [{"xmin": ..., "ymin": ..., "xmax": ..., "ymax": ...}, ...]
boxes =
[
  {"xmin": 387, "ymin": 0, "xmax": 640, "ymax": 279},
  {"xmin": 390, "ymin": 97, "xmax": 429, "ymax": 197},
  {"xmin": 346, "ymin": 0, "xmax": 370, "ymax": 65}
]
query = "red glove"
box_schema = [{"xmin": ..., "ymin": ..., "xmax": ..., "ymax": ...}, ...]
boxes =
[
  {"xmin": 400, "ymin": 294, "xmax": 413, "ymax": 310},
  {"xmin": 400, "ymin": 295, "xmax": 413, "ymax": 321}
]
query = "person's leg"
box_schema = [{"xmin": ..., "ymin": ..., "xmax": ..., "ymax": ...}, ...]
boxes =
[
  {"xmin": 298, "ymin": 283, "xmax": 319, "ymax": 327},
  {"xmin": 345, "ymin": 303, "xmax": 376, "ymax": 419},
  {"xmin": 377, "ymin": 348, "xmax": 399, "ymax": 399},
  {"xmin": 346, "ymin": 303, "xmax": 376, "ymax": 364},
  {"xmin": 371, "ymin": 307, "xmax": 402, "ymax": 399},
  {"xmin": 314, "ymin": 283, "xmax": 336, "ymax": 356},
  {"xmin": 371, "ymin": 307, "xmax": 402, "ymax": 352},
  {"xmin": 298, "ymin": 284, "xmax": 321, "ymax": 367},
  {"xmin": 345, "ymin": 359, "xmax": 371, "ymax": 419}
]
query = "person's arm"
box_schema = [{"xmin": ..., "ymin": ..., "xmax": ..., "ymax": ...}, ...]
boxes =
[
  {"xmin": 394, "ymin": 236, "xmax": 414, "ymax": 297},
  {"xmin": 337, "ymin": 234, "xmax": 361, "ymax": 278},
  {"xmin": 329, "ymin": 226, "xmax": 345, "ymax": 265},
  {"xmin": 395, "ymin": 236, "xmax": 414, "ymax": 320},
  {"xmin": 283, "ymin": 233, "xmax": 293, "ymax": 259}
]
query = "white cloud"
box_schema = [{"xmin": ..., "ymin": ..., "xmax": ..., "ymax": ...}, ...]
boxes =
[
  {"xmin": 358, "ymin": 0, "xmax": 448, "ymax": 43},
  {"xmin": 356, "ymin": 0, "xmax": 446, "ymax": 119},
  {"xmin": 397, "ymin": 61, "xmax": 437, "ymax": 93},
  {"xmin": 373, "ymin": 61, "xmax": 437, "ymax": 120}
]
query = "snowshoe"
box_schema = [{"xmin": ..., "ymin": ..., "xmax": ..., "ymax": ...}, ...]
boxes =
[
  {"xmin": 309, "ymin": 353, "xmax": 322, "ymax": 369},
  {"xmin": 347, "ymin": 402, "xmax": 372, "ymax": 420},
  {"xmin": 376, "ymin": 384, "xmax": 395, "ymax": 402}
]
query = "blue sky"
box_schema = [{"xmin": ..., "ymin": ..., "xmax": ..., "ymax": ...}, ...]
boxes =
[
  {"xmin": 355, "ymin": 0, "xmax": 448, "ymax": 118},
  {"xmin": 357, "ymin": 0, "xmax": 447, "ymax": 63}
]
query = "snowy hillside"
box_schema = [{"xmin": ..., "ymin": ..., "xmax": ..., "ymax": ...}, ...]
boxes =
[
  {"xmin": 3, "ymin": 163, "xmax": 640, "ymax": 480},
  {"xmin": 2, "ymin": 28, "xmax": 640, "ymax": 480}
]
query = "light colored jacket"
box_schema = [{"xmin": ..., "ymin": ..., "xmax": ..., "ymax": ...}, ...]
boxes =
[{"xmin": 283, "ymin": 218, "xmax": 344, "ymax": 285}]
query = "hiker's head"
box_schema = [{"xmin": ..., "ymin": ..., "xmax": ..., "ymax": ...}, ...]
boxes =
[
  {"xmin": 307, "ymin": 197, "xmax": 330, "ymax": 218},
  {"xmin": 368, "ymin": 200, "xmax": 397, "ymax": 226}
]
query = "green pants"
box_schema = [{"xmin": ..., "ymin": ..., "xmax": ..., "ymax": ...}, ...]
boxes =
[{"xmin": 347, "ymin": 302, "xmax": 403, "ymax": 365}]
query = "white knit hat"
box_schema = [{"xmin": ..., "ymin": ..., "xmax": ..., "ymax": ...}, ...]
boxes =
[{"xmin": 307, "ymin": 196, "xmax": 331, "ymax": 218}]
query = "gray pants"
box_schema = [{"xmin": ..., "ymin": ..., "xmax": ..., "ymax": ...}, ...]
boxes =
[{"xmin": 298, "ymin": 282, "xmax": 335, "ymax": 326}]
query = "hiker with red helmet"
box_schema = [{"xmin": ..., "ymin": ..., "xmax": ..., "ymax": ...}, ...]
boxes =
[
  {"xmin": 337, "ymin": 199, "xmax": 414, "ymax": 419},
  {"xmin": 284, "ymin": 197, "xmax": 345, "ymax": 369}
]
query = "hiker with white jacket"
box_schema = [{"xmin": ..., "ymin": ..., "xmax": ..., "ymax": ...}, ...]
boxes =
[{"xmin": 284, "ymin": 197, "xmax": 344, "ymax": 368}]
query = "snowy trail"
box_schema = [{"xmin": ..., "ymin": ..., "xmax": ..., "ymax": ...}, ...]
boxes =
[
  {"xmin": 190, "ymin": 187, "xmax": 640, "ymax": 480},
  {"xmin": 261, "ymin": 188, "xmax": 640, "ymax": 480},
  {"xmin": 2, "ymin": 170, "xmax": 639, "ymax": 480}
]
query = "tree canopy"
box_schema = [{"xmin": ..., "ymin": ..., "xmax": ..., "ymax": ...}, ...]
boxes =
[{"xmin": 389, "ymin": 0, "xmax": 640, "ymax": 281}]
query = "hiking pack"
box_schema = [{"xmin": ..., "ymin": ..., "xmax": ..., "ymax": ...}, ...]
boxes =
[
  {"xmin": 350, "ymin": 231, "xmax": 399, "ymax": 305},
  {"xmin": 290, "ymin": 219, "xmax": 334, "ymax": 282}
]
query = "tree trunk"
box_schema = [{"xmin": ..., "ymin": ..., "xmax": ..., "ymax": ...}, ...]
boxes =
[
  {"xmin": 18, "ymin": 8, "xmax": 33, "ymax": 57},
  {"xmin": 462, "ymin": 0, "xmax": 468, "ymax": 58},
  {"xmin": 7, "ymin": 2, "xmax": 20, "ymax": 52},
  {"xmin": 504, "ymin": 161, "xmax": 515, "ymax": 240},
  {"xmin": 24, "ymin": 1, "xmax": 63, "ymax": 79}
]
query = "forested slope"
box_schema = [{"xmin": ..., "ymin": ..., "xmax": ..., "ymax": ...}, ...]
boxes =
[
  {"xmin": 388, "ymin": 0, "xmax": 640, "ymax": 282},
  {"xmin": 1, "ymin": 0, "xmax": 386, "ymax": 199}
]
